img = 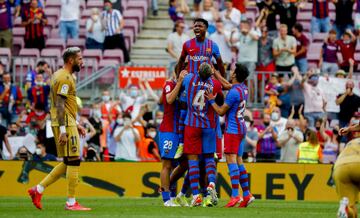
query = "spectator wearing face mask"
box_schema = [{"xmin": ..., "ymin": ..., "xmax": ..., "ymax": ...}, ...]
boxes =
[
  {"xmin": 297, "ymin": 130, "xmax": 323, "ymax": 164},
  {"xmin": 322, "ymin": 128, "xmax": 340, "ymax": 164},
  {"xmin": 314, "ymin": 117, "xmax": 332, "ymax": 148},
  {"xmin": 301, "ymin": 70, "xmax": 326, "ymax": 127},
  {"xmin": 24, "ymin": 102, "xmax": 47, "ymax": 127},
  {"xmin": 14, "ymin": 145, "xmax": 32, "ymax": 161},
  {"xmin": 25, "ymin": 60, "xmax": 49, "ymax": 89},
  {"xmin": 85, "ymin": 8, "xmax": 105, "ymax": 50},
  {"xmin": 336, "ymin": 80, "xmax": 360, "ymax": 128},
  {"xmin": 270, "ymin": 107, "xmax": 287, "ymax": 135},
  {"xmin": 107, "ymin": 113, "xmax": 124, "ymax": 161},
  {"xmin": 337, "ymin": 30, "xmax": 357, "ymax": 72},
  {"xmin": 33, "ymin": 143, "xmax": 57, "ymax": 161},
  {"xmin": 27, "ymin": 73, "xmax": 50, "ymax": 111},
  {"xmin": 256, "ymin": 113, "xmax": 278, "ymax": 162},
  {"xmin": 139, "ymin": 123, "xmax": 161, "ymax": 162},
  {"xmin": 241, "ymin": 116, "xmax": 258, "ymax": 162},
  {"xmin": 100, "ymin": 90, "xmax": 121, "ymax": 121},
  {"xmin": 277, "ymin": 119, "xmax": 303, "ymax": 163},
  {"xmin": 113, "ymin": 113, "xmax": 140, "ymax": 161},
  {"xmin": 88, "ymin": 103, "xmax": 103, "ymax": 151},
  {"xmin": 78, "ymin": 116, "xmax": 96, "ymax": 160}
]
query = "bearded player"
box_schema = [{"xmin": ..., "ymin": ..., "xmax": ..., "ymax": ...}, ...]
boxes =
[
  {"xmin": 28, "ymin": 47, "xmax": 91, "ymax": 211},
  {"xmin": 206, "ymin": 63, "xmax": 255, "ymax": 208},
  {"xmin": 335, "ymin": 122, "xmax": 360, "ymax": 218}
]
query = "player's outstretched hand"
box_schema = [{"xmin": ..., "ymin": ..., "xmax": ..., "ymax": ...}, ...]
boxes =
[
  {"xmin": 339, "ymin": 127, "xmax": 349, "ymax": 136},
  {"xmin": 77, "ymin": 125, "xmax": 86, "ymax": 138},
  {"xmin": 204, "ymin": 90, "xmax": 215, "ymax": 101},
  {"xmin": 59, "ymin": 133, "xmax": 68, "ymax": 146}
]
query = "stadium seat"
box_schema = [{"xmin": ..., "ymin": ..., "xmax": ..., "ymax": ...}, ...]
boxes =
[
  {"xmin": 297, "ymin": 12, "xmax": 312, "ymax": 22},
  {"xmin": 50, "ymin": 28, "xmax": 59, "ymax": 38},
  {"xmin": 80, "ymin": 58, "xmax": 98, "ymax": 79},
  {"xmin": 80, "ymin": 19, "xmax": 87, "ymax": 29},
  {"xmin": 127, "ymin": 0, "xmax": 148, "ymax": 17},
  {"xmin": 312, "ymin": 32, "xmax": 327, "ymax": 43},
  {"xmin": 98, "ymin": 61, "xmax": 117, "ymax": 84},
  {"xmin": 45, "ymin": 38, "xmax": 66, "ymax": 50},
  {"xmin": 123, "ymin": 28, "xmax": 134, "ymax": 43},
  {"xmin": 19, "ymin": 48, "xmax": 40, "ymax": 58},
  {"xmin": 79, "ymin": 28, "xmax": 87, "ymax": 39},
  {"xmin": 13, "ymin": 27, "xmax": 25, "ymax": 37},
  {"xmin": 355, "ymin": 53, "xmax": 360, "ymax": 62},
  {"xmin": 45, "ymin": 0, "xmax": 61, "ymax": 8},
  {"xmin": 103, "ymin": 49, "xmax": 124, "ymax": 63},
  {"xmin": 0, "ymin": 48, "xmax": 11, "ymax": 71},
  {"xmin": 67, "ymin": 38, "xmax": 86, "ymax": 51},
  {"xmin": 45, "ymin": 8, "xmax": 60, "ymax": 19},
  {"xmin": 123, "ymin": 9, "xmax": 144, "ymax": 25},
  {"xmin": 13, "ymin": 37, "xmax": 24, "ymax": 56},
  {"xmin": 124, "ymin": 19, "xmax": 139, "ymax": 37},
  {"xmin": 81, "ymin": 9, "xmax": 92, "ymax": 19},
  {"xmin": 41, "ymin": 48, "xmax": 61, "ymax": 58},
  {"xmin": 43, "ymin": 27, "xmax": 51, "ymax": 39},
  {"xmin": 14, "ymin": 57, "xmax": 36, "ymax": 81},
  {"xmin": 46, "ymin": 17, "xmax": 58, "ymax": 28},
  {"xmin": 86, "ymin": 0, "xmax": 104, "ymax": 9},
  {"xmin": 13, "ymin": 17, "xmax": 22, "ymax": 27},
  {"xmin": 83, "ymin": 49, "xmax": 102, "ymax": 61},
  {"xmin": 300, "ymin": 2, "xmax": 312, "ymax": 12},
  {"xmin": 99, "ymin": 59, "xmax": 120, "ymax": 68}
]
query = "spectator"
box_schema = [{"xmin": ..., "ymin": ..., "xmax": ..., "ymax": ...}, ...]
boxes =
[
  {"xmin": 152, "ymin": 0, "xmax": 158, "ymax": 16},
  {"xmin": 85, "ymin": 8, "xmax": 105, "ymax": 50},
  {"xmin": 220, "ymin": 0, "xmax": 241, "ymax": 34},
  {"xmin": 107, "ymin": 112, "xmax": 124, "ymax": 161},
  {"xmin": 322, "ymin": 128, "xmax": 340, "ymax": 164},
  {"xmin": 210, "ymin": 20, "xmax": 232, "ymax": 65},
  {"xmin": 168, "ymin": 0, "xmax": 189, "ymax": 23},
  {"xmin": 292, "ymin": 23, "xmax": 309, "ymax": 74},
  {"xmin": 286, "ymin": 67, "xmax": 304, "ymax": 119},
  {"xmin": 278, "ymin": 0, "xmax": 298, "ymax": 34},
  {"xmin": 272, "ymin": 24, "xmax": 297, "ymax": 73},
  {"xmin": 88, "ymin": 103, "xmax": 103, "ymax": 151},
  {"xmin": 85, "ymin": 144, "xmax": 101, "ymax": 161},
  {"xmin": 337, "ymin": 30, "xmax": 357, "ymax": 72},
  {"xmin": 334, "ymin": 60, "xmax": 354, "ymax": 79},
  {"xmin": 297, "ymin": 130, "xmax": 323, "ymax": 163},
  {"xmin": 200, "ymin": 0, "xmax": 219, "ymax": 34},
  {"xmin": 270, "ymin": 106, "xmax": 288, "ymax": 135},
  {"xmin": 0, "ymin": 72, "xmax": 23, "ymax": 126},
  {"xmin": 102, "ymin": 0, "xmax": 130, "ymax": 63},
  {"xmin": 277, "ymin": 85, "xmax": 291, "ymax": 118},
  {"xmin": 277, "ymin": 119, "xmax": 304, "ymax": 163},
  {"xmin": 15, "ymin": 0, "xmax": 42, "ymax": 17},
  {"xmin": 232, "ymin": 19, "xmax": 261, "ymax": 102},
  {"xmin": 314, "ymin": 117, "xmax": 332, "ymax": 148},
  {"xmin": 0, "ymin": 121, "xmax": 12, "ymax": 159},
  {"xmin": 59, "ymin": 0, "xmax": 80, "ymax": 41},
  {"xmin": 33, "ymin": 143, "xmax": 57, "ymax": 161},
  {"xmin": 255, "ymin": 0, "xmax": 280, "ymax": 38},
  {"xmin": 256, "ymin": 113, "xmax": 278, "ymax": 162},
  {"xmin": 113, "ymin": 113, "xmax": 140, "ymax": 161},
  {"xmin": 333, "ymin": 0, "xmax": 354, "ymax": 39},
  {"xmin": 8, "ymin": 122, "xmax": 20, "ymax": 136},
  {"xmin": 264, "ymin": 73, "xmax": 280, "ymax": 111},
  {"xmin": 24, "ymin": 102, "xmax": 47, "ymax": 128},
  {"xmin": 25, "ymin": 60, "xmax": 49, "ymax": 89},
  {"xmin": 257, "ymin": 26, "xmax": 276, "ymax": 75},
  {"xmin": 311, "ymin": 0, "xmax": 331, "ymax": 35},
  {"xmin": 100, "ymin": 90, "xmax": 121, "ymax": 121},
  {"xmin": 139, "ymin": 123, "xmax": 160, "ymax": 162},
  {"xmin": 301, "ymin": 70, "xmax": 326, "ymax": 127},
  {"xmin": 21, "ymin": 0, "xmax": 47, "ymax": 50},
  {"xmin": 27, "ymin": 73, "xmax": 50, "ymax": 111},
  {"xmin": 0, "ymin": 61, "xmax": 5, "ymax": 82},
  {"xmin": 14, "ymin": 146, "xmax": 32, "ymax": 160},
  {"xmin": 242, "ymin": 115, "xmax": 258, "ymax": 162},
  {"xmin": 166, "ymin": 20, "xmax": 190, "ymax": 75},
  {"xmin": 0, "ymin": 0, "xmax": 13, "ymax": 48},
  {"xmin": 319, "ymin": 29, "xmax": 340, "ymax": 75},
  {"xmin": 78, "ymin": 116, "xmax": 96, "ymax": 160},
  {"xmin": 336, "ymin": 80, "xmax": 360, "ymax": 128}
]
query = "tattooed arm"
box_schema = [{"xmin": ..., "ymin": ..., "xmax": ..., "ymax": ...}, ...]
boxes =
[{"xmin": 56, "ymin": 95, "xmax": 68, "ymax": 145}]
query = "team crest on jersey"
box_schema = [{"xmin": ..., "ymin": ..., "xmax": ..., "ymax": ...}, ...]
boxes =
[{"xmin": 60, "ymin": 84, "xmax": 69, "ymax": 95}]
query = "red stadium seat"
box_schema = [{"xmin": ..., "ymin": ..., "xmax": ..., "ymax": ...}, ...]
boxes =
[
  {"xmin": 19, "ymin": 48, "xmax": 40, "ymax": 58},
  {"xmin": 86, "ymin": 0, "xmax": 104, "ymax": 9},
  {"xmin": 123, "ymin": 28, "xmax": 135, "ymax": 47},
  {"xmin": 103, "ymin": 49, "xmax": 124, "ymax": 63},
  {"xmin": 41, "ymin": 48, "xmax": 61, "ymax": 58},
  {"xmin": 123, "ymin": 9, "xmax": 144, "ymax": 25},
  {"xmin": 83, "ymin": 49, "xmax": 102, "ymax": 61},
  {"xmin": 45, "ymin": 38, "xmax": 66, "ymax": 50},
  {"xmin": 124, "ymin": 19, "xmax": 139, "ymax": 37},
  {"xmin": 67, "ymin": 38, "xmax": 86, "ymax": 50},
  {"xmin": 127, "ymin": 0, "xmax": 148, "ymax": 17}
]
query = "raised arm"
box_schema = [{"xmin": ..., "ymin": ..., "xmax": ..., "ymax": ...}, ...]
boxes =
[{"xmin": 166, "ymin": 70, "xmax": 188, "ymax": 104}]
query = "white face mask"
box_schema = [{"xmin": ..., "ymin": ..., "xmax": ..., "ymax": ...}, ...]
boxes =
[
  {"xmin": 117, "ymin": 118, "xmax": 123, "ymax": 125},
  {"xmin": 156, "ymin": 118, "xmax": 163, "ymax": 125},
  {"xmin": 35, "ymin": 81, "xmax": 43, "ymax": 86},
  {"xmin": 351, "ymin": 119, "xmax": 360, "ymax": 125},
  {"xmin": 123, "ymin": 118, "xmax": 132, "ymax": 126},
  {"xmin": 35, "ymin": 111, "xmax": 45, "ymax": 116},
  {"xmin": 92, "ymin": 15, "xmax": 99, "ymax": 21},
  {"xmin": 245, "ymin": 121, "xmax": 251, "ymax": 129},
  {"xmin": 102, "ymin": 96, "xmax": 110, "ymax": 102},
  {"xmin": 35, "ymin": 148, "xmax": 42, "ymax": 155},
  {"xmin": 271, "ymin": 112, "xmax": 280, "ymax": 121},
  {"xmin": 148, "ymin": 131, "xmax": 157, "ymax": 138},
  {"xmin": 130, "ymin": 89, "xmax": 139, "ymax": 98},
  {"xmin": 93, "ymin": 110, "xmax": 101, "ymax": 118}
]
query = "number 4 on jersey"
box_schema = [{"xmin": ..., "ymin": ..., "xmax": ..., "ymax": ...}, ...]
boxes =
[{"xmin": 193, "ymin": 90, "xmax": 206, "ymax": 111}]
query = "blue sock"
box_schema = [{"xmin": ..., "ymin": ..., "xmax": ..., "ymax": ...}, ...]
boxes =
[
  {"xmin": 201, "ymin": 186, "xmax": 207, "ymax": 197},
  {"xmin": 238, "ymin": 164, "xmax": 250, "ymax": 197},
  {"xmin": 181, "ymin": 172, "xmax": 189, "ymax": 195},
  {"xmin": 170, "ymin": 183, "xmax": 177, "ymax": 198},
  {"xmin": 228, "ymin": 163, "xmax": 239, "ymax": 197},
  {"xmin": 179, "ymin": 109, "xmax": 186, "ymax": 144},
  {"xmin": 188, "ymin": 160, "xmax": 200, "ymax": 196},
  {"xmin": 162, "ymin": 191, "xmax": 170, "ymax": 202},
  {"xmin": 205, "ymin": 157, "xmax": 216, "ymax": 184}
]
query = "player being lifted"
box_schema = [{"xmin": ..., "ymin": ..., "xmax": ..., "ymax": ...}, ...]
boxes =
[
  {"xmin": 335, "ymin": 122, "xmax": 360, "ymax": 218},
  {"xmin": 159, "ymin": 69, "xmax": 188, "ymax": 206},
  {"xmin": 206, "ymin": 63, "xmax": 255, "ymax": 208},
  {"xmin": 28, "ymin": 47, "xmax": 91, "ymax": 211},
  {"xmin": 181, "ymin": 63, "xmax": 222, "ymax": 207}
]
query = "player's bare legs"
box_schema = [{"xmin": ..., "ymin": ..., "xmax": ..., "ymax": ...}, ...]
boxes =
[
  {"xmin": 160, "ymin": 159, "xmax": 179, "ymax": 206},
  {"xmin": 237, "ymin": 156, "xmax": 254, "ymax": 208}
]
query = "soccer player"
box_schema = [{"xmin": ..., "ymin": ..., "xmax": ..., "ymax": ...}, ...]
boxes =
[
  {"xmin": 28, "ymin": 47, "xmax": 91, "ymax": 211},
  {"xmin": 159, "ymin": 70, "xmax": 188, "ymax": 206},
  {"xmin": 176, "ymin": 18, "xmax": 226, "ymax": 77},
  {"xmin": 181, "ymin": 63, "xmax": 221, "ymax": 207},
  {"xmin": 206, "ymin": 63, "xmax": 255, "ymax": 208},
  {"xmin": 335, "ymin": 123, "xmax": 360, "ymax": 218}
]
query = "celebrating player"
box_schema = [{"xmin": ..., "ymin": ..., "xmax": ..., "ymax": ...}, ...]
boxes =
[
  {"xmin": 159, "ymin": 70, "xmax": 188, "ymax": 207},
  {"xmin": 181, "ymin": 63, "xmax": 222, "ymax": 207},
  {"xmin": 28, "ymin": 47, "xmax": 91, "ymax": 211},
  {"xmin": 176, "ymin": 18, "xmax": 226, "ymax": 77},
  {"xmin": 335, "ymin": 123, "xmax": 360, "ymax": 218},
  {"xmin": 206, "ymin": 63, "xmax": 255, "ymax": 208}
]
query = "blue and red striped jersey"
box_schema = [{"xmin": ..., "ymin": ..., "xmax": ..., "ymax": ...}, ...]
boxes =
[
  {"xmin": 312, "ymin": 0, "xmax": 329, "ymax": 19},
  {"xmin": 181, "ymin": 38, "xmax": 221, "ymax": 75},
  {"xmin": 224, "ymin": 83, "xmax": 248, "ymax": 135},
  {"xmin": 159, "ymin": 80, "xmax": 180, "ymax": 133},
  {"xmin": 182, "ymin": 73, "xmax": 222, "ymax": 129}
]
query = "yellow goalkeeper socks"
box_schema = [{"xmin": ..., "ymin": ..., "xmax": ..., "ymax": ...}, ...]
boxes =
[
  {"xmin": 39, "ymin": 162, "xmax": 67, "ymax": 191},
  {"xmin": 66, "ymin": 165, "xmax": 80, "ymax": 198}
]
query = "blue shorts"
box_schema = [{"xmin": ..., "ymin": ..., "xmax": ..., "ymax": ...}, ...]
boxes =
[
  {"xmin": 159, "ymin": 131, "xmax": 180, "ymax": 159},
  {"xmin": 237, "ymin": 138, "xmax": 246, "ymax": 156},
  {"xmin": 184, "ymin": 126, "xmax": 216, "ymax": 155}
]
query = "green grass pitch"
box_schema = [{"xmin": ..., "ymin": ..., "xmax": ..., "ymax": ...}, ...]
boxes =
[{"xmin": 0, "ymin": 197, "xmax": 350, "ymax": 218}]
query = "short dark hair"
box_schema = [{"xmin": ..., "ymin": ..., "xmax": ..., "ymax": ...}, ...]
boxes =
[
  {"xmin": 36, "ymin": 60, "xmax": 48, "ymax": 68},
  {"xmin": 193, "ymin": 18, "xmax": 208, "ymax": 29},
  {"xmin": 34, "ymin": 102, "xmax": 45, "ymax": 111},
  {"xmin": 122, "ymin": 112, "xmax": 132, "ymax": 119},
  {"xmin": 240, "ymin": 19, "xmax": 250, "ymax": 25},
  {"xmin": 198, "ymin": 63, "xmax": 212, "ymax": 80},
  {"xmin": 293, "ymin": 23, "xmax": 303, "ymax": 32},
  {"xmin": 62, "ymin": 47, "xmax": 81, "ymax": 64},
  {"xmin": 146, "ymin": 123, "xmax": 156, "ymax": 130},
  {"xmin": 234, "ymin": 63, "xmax": 249, "ymax": 83}
]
